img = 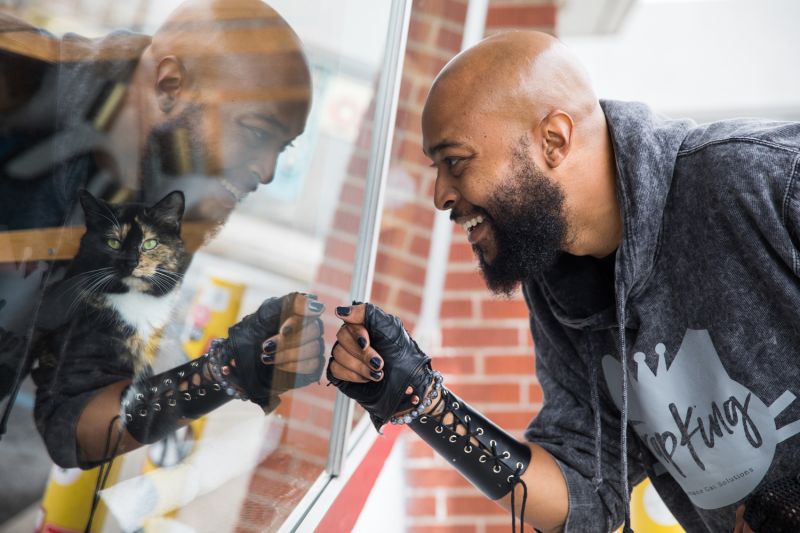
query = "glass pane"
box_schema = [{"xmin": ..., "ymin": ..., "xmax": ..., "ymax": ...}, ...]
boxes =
[{"xmin": 0, "ymin": 0, "xmax": 393, "ymax": 530}]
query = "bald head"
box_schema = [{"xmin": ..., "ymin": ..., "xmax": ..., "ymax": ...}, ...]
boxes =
[{"xmin": 424, "ymin": 31, "xmax": 597, "ymax": 132}]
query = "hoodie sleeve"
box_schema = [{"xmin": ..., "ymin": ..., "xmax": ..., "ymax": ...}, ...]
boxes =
[{"xmin": 522, "ymin": 283, "xmax": 647, "ymax": 533}]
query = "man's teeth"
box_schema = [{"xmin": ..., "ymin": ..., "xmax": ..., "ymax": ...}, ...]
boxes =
[
  {"xmin": 461, "ymin": 215, "xmax": 485, "ymax": 233},
  {"xmin": 220, "ymin": 179, "xmax": 245, "ymax": 201}
]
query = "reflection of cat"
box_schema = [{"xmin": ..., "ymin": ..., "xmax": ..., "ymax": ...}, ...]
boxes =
[{"xmin": 38, "ymin": 190, "xmax": 189, "ymax": 375}]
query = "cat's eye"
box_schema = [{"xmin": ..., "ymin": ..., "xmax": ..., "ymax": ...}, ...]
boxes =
[
  {"xmin": 142, "ymin": 239, "xmax": 158, "ymax": 251},
  {"xmin": 106, "ymin": 238, "xmax": 121, "ymax": 250}
]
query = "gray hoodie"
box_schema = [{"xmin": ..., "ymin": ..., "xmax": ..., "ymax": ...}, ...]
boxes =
[{"xmin": 523, "ymin": 100, "xmax": 800, "ymax": 532}]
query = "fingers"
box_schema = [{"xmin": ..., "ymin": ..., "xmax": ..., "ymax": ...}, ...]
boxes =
[
  {"xmin": 289, "ymin": 292, "xmax": 324, "ymax": 317},
  {"xmin": 334, "ymin": 303, "xmax": 366, "ymax": 325},
  {"xmin": 334, "ymin": 325, "xmax": 383, "ymax": 380},
  {"xmin": 327, "ymin": 358, "xmax": 368, "ymax": 384},
  {"xmin": 269, "ymin": 337, "xmax": 325, "ymax": 373},
  {"xmin": 263, "ymin": 316, "xmax": 323, "ymax": 353}
]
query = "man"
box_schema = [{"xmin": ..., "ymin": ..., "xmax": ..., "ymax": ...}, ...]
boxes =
[
  {"xmin": 328, "ymin": 31, "xmax": 800, "ymax": 532},
  {"xmin": 0, "ymin": 0, "xmax": 324, "ymax": 469}
]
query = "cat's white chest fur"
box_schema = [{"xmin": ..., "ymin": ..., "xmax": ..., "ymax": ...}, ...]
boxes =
[{"xmin": 105, "ymin": 290, "xmax": 178, "ymax": 340}]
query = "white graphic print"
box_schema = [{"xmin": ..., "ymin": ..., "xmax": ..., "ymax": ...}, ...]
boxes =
[{"xmin": 602, "ymin": 329, "xmax": 800, "ymax": 509}]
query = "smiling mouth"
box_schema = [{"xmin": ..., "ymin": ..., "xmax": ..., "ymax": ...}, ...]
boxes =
[
  {"xmin": 220, "ymin": 178, "xmax": 251, "ymax": 202},
  {"xmin": 461, "ymin": 214, "xmax": 485, "ymax": 234}
]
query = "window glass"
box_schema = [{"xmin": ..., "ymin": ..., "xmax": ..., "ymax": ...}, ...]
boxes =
[{"xmin": 0, "ymin": 0, "xmax": 395, "ymax": 530}]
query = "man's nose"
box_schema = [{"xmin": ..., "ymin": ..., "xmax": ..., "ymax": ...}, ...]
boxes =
[
  {"xmin": 251, "ymin": 149, "xmax": 279, "ymax": 185},
  {"xmin": 433, "ymin": 173, "xmax": 459, "ymax": 211}
]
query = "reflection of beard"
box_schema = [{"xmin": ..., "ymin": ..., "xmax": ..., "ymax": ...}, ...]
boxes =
[{"xmin": 475, "ymin": 141, "xmax": 569, "ymax": 296}]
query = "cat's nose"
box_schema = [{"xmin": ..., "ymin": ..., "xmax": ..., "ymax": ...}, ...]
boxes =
[{"xmin": 123, "ymin": 256, "xmax": 138, "ymax": 271}]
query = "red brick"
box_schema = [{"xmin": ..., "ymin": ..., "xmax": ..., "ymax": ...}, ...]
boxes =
[
  {"xmin": 317, "ymin": 264, "xmax": 352, "ymax": 291},
  {"xmin": 480, "ymin": 298, "xmax": 529, "ymax": 319},
  {"xmin": 375, "ymin": 251, "xmax": 427, "ymax": 286},
  {"xmin": 447, "ymin": 495, "xmax": 506, "ymax": 516},
  {"xmin": 447, "ymin": 382, "xmax": 521, "ymax": 403},
  {"xmin": 484, "ymin": 354, "xmax": 534, "ymax": 375},
  {"xmin": 483, "ymin": 409, "xmax": 535, "ymax": 431},
  {"xmin": 442, "ymin": 0, "xmax": 469, "ymax": 24},
  {"xmin": 440, "ymin": 298, "xmax": 473, "ymax": 319},
  {"xmin": 396, "ymin": 108, "xmax": 423, "ymax": 134},
  {"xmin": 397, "ymin": 288, "xmax": 423, "ymax": 314},
  {"xmin": 437, "ymin": 26, "xmax": 462, "ymax": 53},
  {"xmin": 408, "ymin": 14, "xmax": 432, "ymax": 43},
  {"xmin": 325, "ymin": 235, "xmax": 357, "ymax": 264},
  {"xmin": 441, "ymin": 326, "xmax": 519, "ymax": 347},
  {"xmin": 407, "ymin": 496, "xmax": 438, "ymax": 517},
  {"xmin": 399, "ymin": 137, "xmax": 429, "ymax": 167},
  {"xmin": 247, "ymin": 472, "xmax": 296, "ymax": 501},
  {"xmin": 407, "ymin": 467, "xmax": 471, "ymax": 489},
  {"xmin": 486, "ymin": 5, "xmax": 556, "ymax": 30},
  {"xmin": 377, "ymin": 225, "xmax": 408, "ymax": 249},
  {"xmin": 410, "ymin": 234, "xmax": 431, "ymax": 258},
  {"xmin": 408, "ymin": 439, "xmax": 435, "ymax": 459},
  {"xmin": 528, "ymin": 383, "xmax": 543, "ymax": 403},
  {"xmin": 339, "ymin": 181, "xmax": 364, "ymax": 207},
  {"xmin": 390, "ymin": 203, "xmax": 436, "ymax": 230},
  {"xmin": 432, "ymin": 355, "xmax": 475, "ymax": 375},
  {"xmin": 332, "ymin": 209, "xmax": 360, "ymax": 234},
  {"xmin": 409, "ymin": 526, "xmax": 477, "ymax": 533},
  {"xmin": 406, "ymin": 48, "xmax": 449, "ymax": 76},
  {"xmin": 237, "ymin": 499, "xmax": 277, "ymax": 526},
  {"xmin": 444, "ymin": 270, "xmax": 485, "ymax": 291},
  {"xmin": 371, "ymin": 279, "xmax": 391, "ymax": 304},
  {"xmin": 347, "ymin": 153, "xmax": 369, "ymax": 177}
]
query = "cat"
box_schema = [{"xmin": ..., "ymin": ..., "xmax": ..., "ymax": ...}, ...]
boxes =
[{"xmin": 38, "ymin": 189, "xmax": 189, "ymax": 376}]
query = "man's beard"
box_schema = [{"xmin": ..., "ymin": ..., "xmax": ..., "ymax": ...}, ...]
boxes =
[{"xmin": 474, "ymin": 143, "xmax": 569, "ymax": 296}]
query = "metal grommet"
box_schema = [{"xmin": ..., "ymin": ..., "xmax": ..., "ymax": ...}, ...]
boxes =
[
  {"xmin": 477, "ymin": 428, "xmax": 484, "ymax": 435},
  {"xmin": 479, "ymin": 455, "xmax": 487, "ymax": 463},
  {"xmin": 464, "ymin": 415, "xmax": 471, "ymax": 422},
  {"xmin": 164, "ymin": 378, "xmax": 173, "ymax": 386},
  {"xmin": 198, "ymin": 388, "xmax": 206, "ymax": 396},
  {"xmin": 168, "ymin": 399, "xmax": 177, "ymax": 407},
  {"xmin": 213, "ymin": 384, "xmax": 221, "ymax": 391},
  {"xmin": 136, "ymin": 393, "xmax": 144, "ymax": 401},
  {"xmin": 493, "ymin": 465, "xmax": 502, "ymax": 474},
  {"xmin": 192, "ymin": 361, "xmax": 199, "ymax": 367},
  {"xmin": 503, "ymin": 451, "xmax": 511, "ymax": 459},
  {"xmin": 464, "ymin": 445, "xmax": 473, "ymax": 453},
  {"xmin": 183, "ymin": 392, "xmax": 191, "ymax": 401},
  {"xmin": 449, "ymin": 435, "xmax": 458, "ymax": 443},
  {"xmin": 178, "ymin": 371, "xmax": 185, "ymax": 377},
  {"xmin": 420, "ymin": 416, "xmax": 428, "ymax": 424},
  {"xmin": 125, "ymin": 414, "xmax": 133, "ymax": 422},
  {"xmin": 507, "ymin": 475, "xmax": 515, "ymax": 483},
  {"xmin": 516, "ymin": 462, "xmax": 524, "ymax": 470},
  {"xmin": 435, "ymin": 426, "xmax": 444, "ymax": 434},
  {"xmin": 150, "ymin": 386, "xmax": 157, "ymax": 393},
  {"xmin": 490, "ymin": 439, "xmax": 497, "ymax": 448},
  {"xmin": 153, "ymin": 403, "xmax": 161, "ymax": 412},
  {"xmin": 138, "ymin": 409, "xmax": 147, "ymax": 417},
  {"xmin": 452, "ymin": 402, "xmax": 460, "ymax": 409}
]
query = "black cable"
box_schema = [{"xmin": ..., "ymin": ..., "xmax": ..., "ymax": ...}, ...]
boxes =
[{"xmin": 84, "ymin": 414, "xmax": 124, "ymax": 533}]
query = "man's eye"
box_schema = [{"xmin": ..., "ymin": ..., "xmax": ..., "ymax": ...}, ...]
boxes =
[
  {"xmin": 142, "ymin": 239, "xmax": 158, "ymax": 251},
  {"xmin": 107, "ymin": 238, "xmax": 121, "ymax": 250},
  {"xmin": 242, "ymin": 124, "xmax": 271, "ymax": 143},
  {"xmin": 444, "ymin": 157, "xmax": 460, "ymax": 168}
]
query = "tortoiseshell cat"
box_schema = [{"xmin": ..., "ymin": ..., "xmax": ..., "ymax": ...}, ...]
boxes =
[{"xmin": 38, "ymin": 190, "xmax": 189, "ymax": 376}]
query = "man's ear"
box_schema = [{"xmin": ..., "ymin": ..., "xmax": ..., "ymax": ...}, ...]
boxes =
[
  {"xmin": 538, "ymin": 110, "xmax": 574, "ymax": 169},
  {"xmin": 155, "ymin": 55, "xmax": 186, "ymax": 114}
]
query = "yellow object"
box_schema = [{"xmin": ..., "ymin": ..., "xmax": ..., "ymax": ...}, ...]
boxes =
[
  {"xmin": 630, "ymin": 478, "xmax": 685, "ymax": 532},
  {"xmin": 39, "ymin": 461, "xmax": 122, "ymax": 533}
]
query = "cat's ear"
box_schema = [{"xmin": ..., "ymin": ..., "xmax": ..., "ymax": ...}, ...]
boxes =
[
  {"xmin": 149, "ymin": 190, "xmax": 185, "ymax": 230},
  {"xmin": 78, "ymin": 189, "xmax": 110, "ymax": 229}
]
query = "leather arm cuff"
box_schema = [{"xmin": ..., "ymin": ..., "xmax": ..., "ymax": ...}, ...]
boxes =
[
  {"xmin": 121, "ymin": 355, "xmax": 230, "ymax": 444},
  {"xmin": 410, "ymin": 388, "xmax": 531, "ymax": 500}
]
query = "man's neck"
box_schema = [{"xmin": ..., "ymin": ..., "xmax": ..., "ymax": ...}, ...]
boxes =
[{"xmin": 564, "ymin": 112, "xmax": 622, "ymax": 259}]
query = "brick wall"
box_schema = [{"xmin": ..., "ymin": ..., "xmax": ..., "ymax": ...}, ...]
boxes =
[{"xmin": 237, "ymin": 0, "xmax": 558, "ymax": 531}]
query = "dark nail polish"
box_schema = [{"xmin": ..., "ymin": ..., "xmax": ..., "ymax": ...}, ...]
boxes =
[
  {"xmin": 358, "ymin": 337, "xmax": 368, "ymax": 349},
  {"xmin": 369, "ymin": 356, "xmax": 381, "ymax": 369},
  {"xmin": 262, "ymin": 340, "xmax": 276, "ymax": 354},
  {"xmin": 306, "ymin": 293, "xmax": 318, "ymax": 300},
  {"xmin": 260, "ymin": 352, "xmax": 274, "ymax": 364},
  {"xmin": 308, "ymin": 301, "xmax": 324, "ymax": 312},
  {"xmin": 370, "ymin": 370, "xmax": 383, "ymax": 380},
  {"xmin": 336, "ymin": 306, "xmax": 351, "ymax": 316}
]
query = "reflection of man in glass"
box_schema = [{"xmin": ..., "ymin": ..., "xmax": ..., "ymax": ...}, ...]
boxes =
[{"xmin": 0, "ymin": 0, "xmax": 324, "ymax": 470}]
